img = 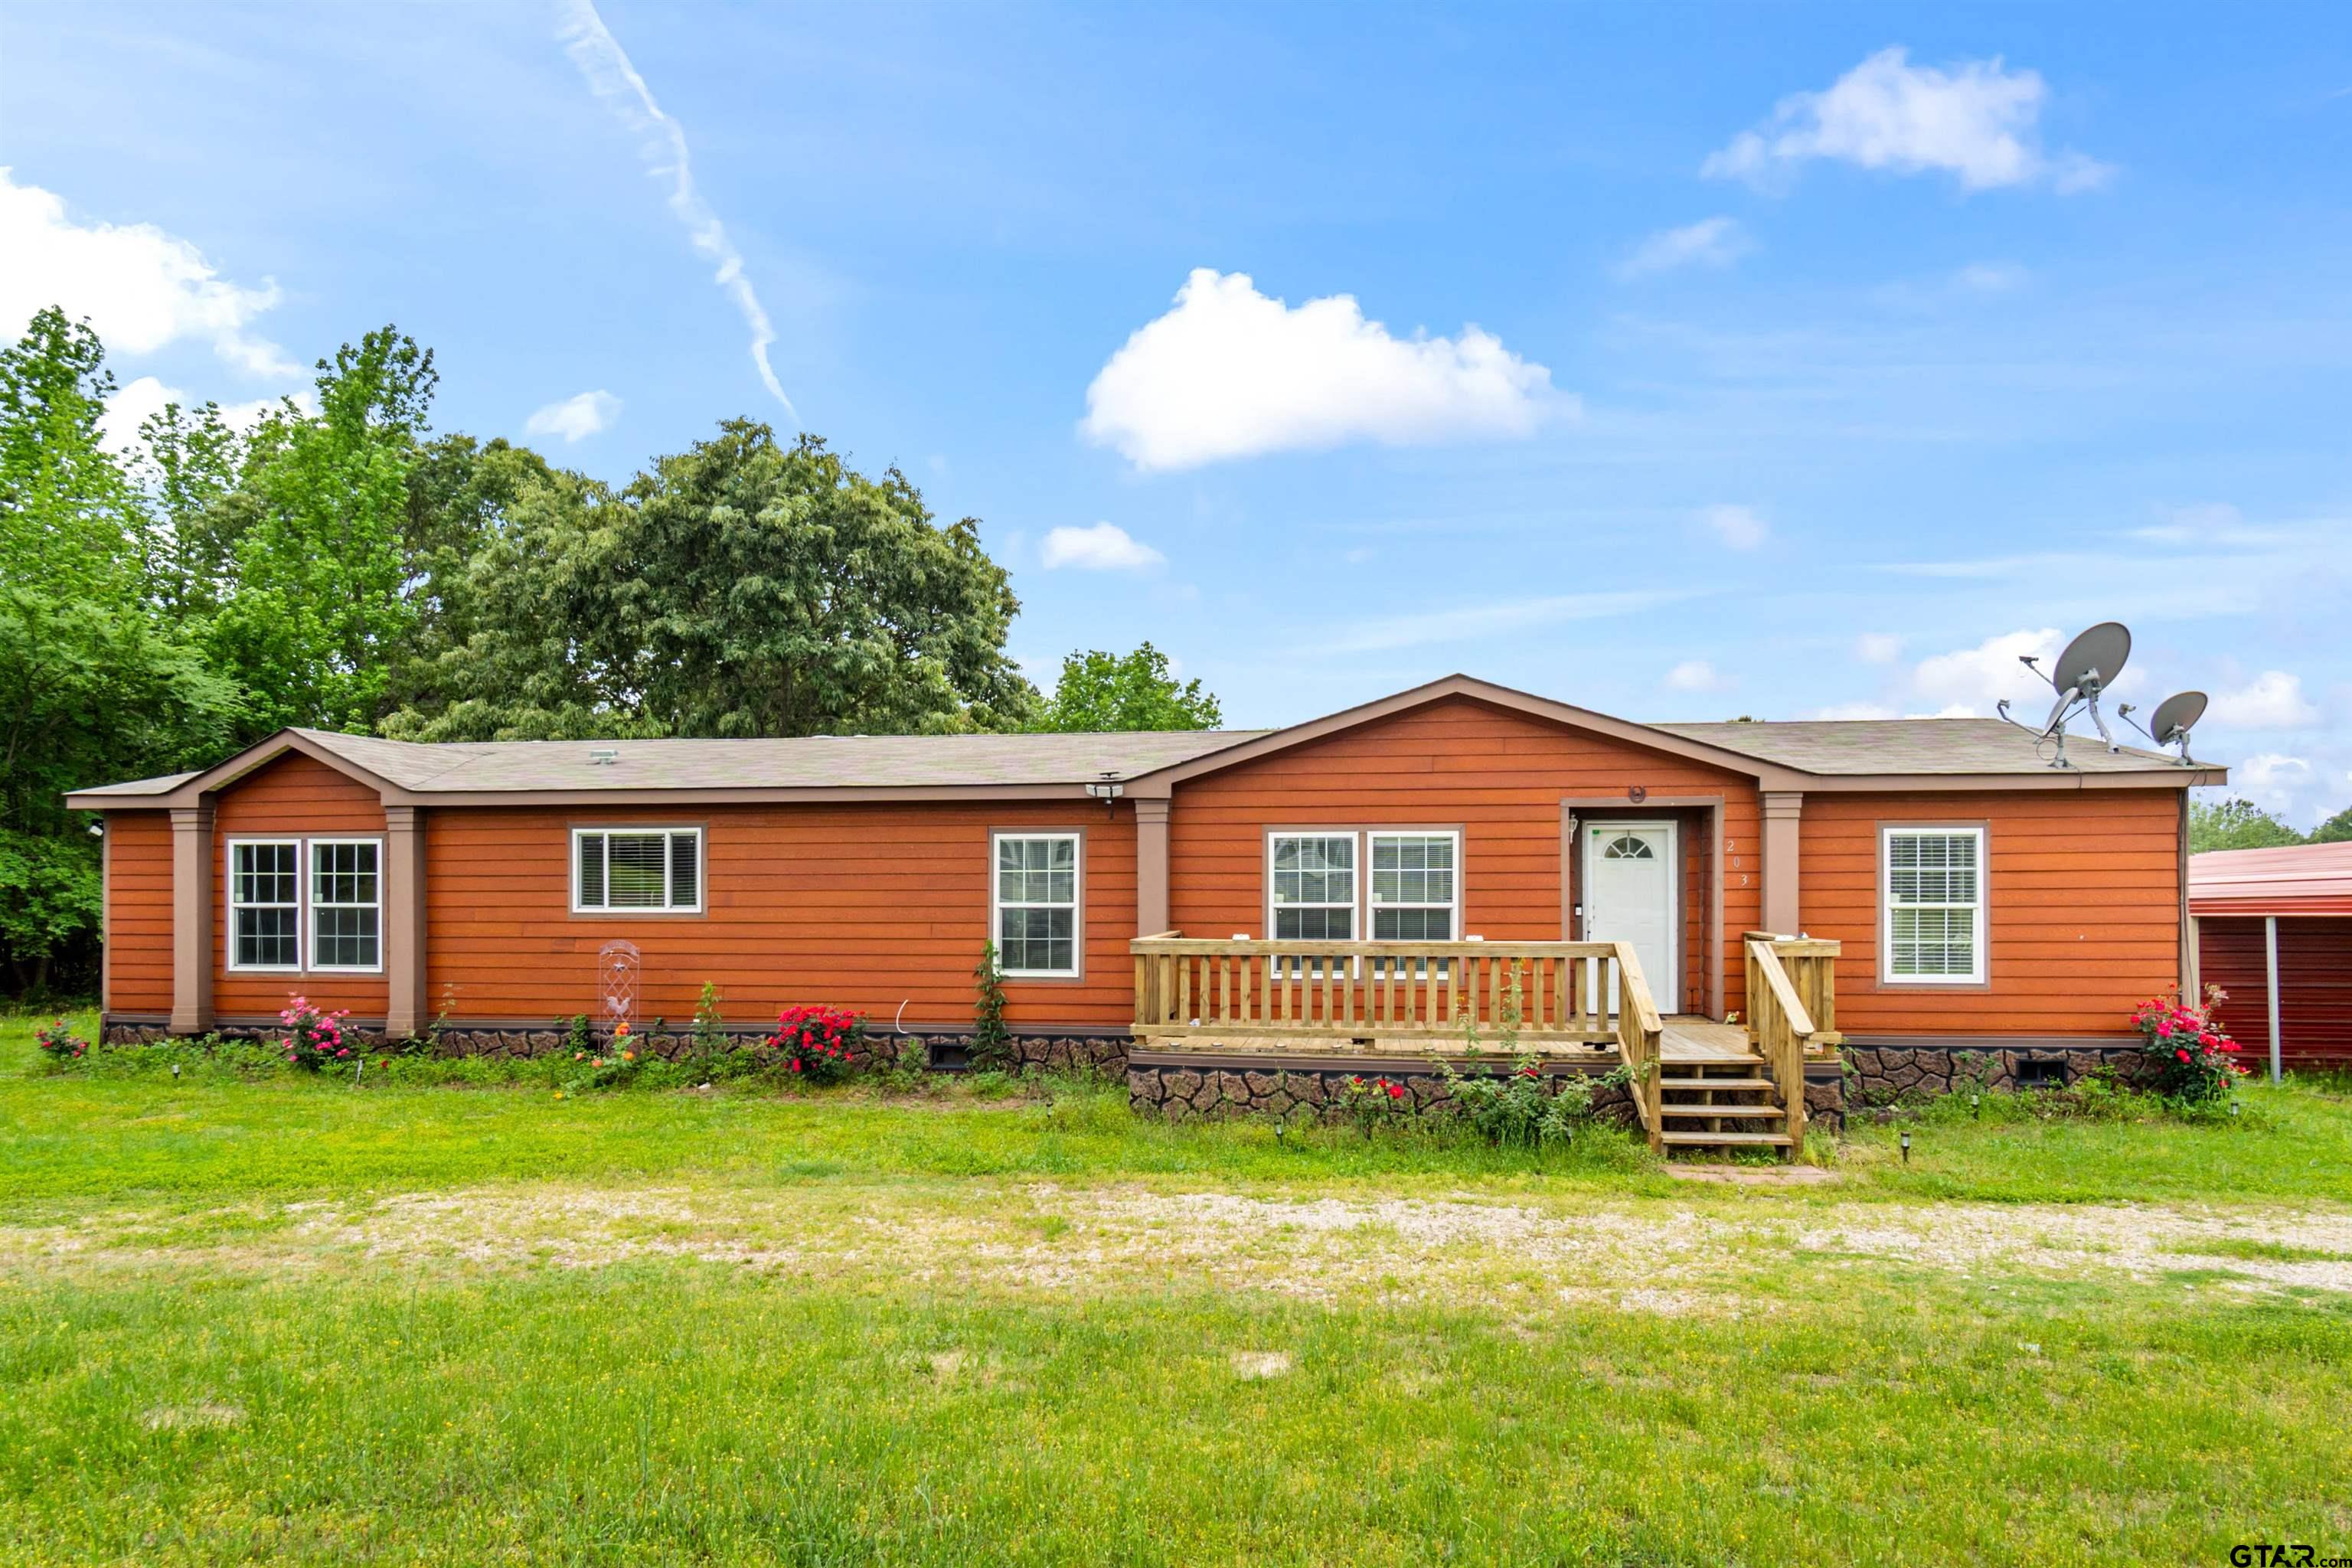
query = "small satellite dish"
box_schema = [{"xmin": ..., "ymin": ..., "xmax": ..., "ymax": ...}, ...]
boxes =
[
  {"xmin": 1995, "ymin": 620, "xmax": 2132, "ymax": 766},
  {"xmin": 2121, "ymin": 690, "xmax": 2207, "ymax": 766},
  {"xmin": 2148, "ymin": 690, "xmax": 2205, "ymax": 746}
]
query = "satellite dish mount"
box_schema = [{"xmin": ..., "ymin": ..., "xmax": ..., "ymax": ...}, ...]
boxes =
[
  {"xmin": 1994, "ymin": 622, "xmax": 2132, "ymax": 769},
  {"xmin": 2119, "ymin": 689, "xmax": 2208, "ymax": 768}
]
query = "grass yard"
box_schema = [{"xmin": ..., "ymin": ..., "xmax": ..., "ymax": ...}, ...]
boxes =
[{"xmin": 4, "ymin": 1011, "xmax": 2350, "ymax": 1566}]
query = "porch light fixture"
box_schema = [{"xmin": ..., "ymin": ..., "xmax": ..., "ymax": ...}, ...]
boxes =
[{"xmin": 1085, "ymin": 771, "xmax": 1125, "ymax": 816}]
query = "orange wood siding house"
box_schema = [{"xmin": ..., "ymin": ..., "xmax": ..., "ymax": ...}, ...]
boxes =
[{"xmin": 68, "ymin": 676, "xmax": 2222, "ymax": 1050}]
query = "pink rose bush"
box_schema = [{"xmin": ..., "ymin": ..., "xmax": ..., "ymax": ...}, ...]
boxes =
[
  {"xmin": 34, "ymin": 1018, "xmax": 89, "ymax": 1063},
  {"xmin": 2131, "ymin": 985, "xmax": 2245, "ymax": 1102},
  {"xmin": 279, "ymin": 995, "xmax": 355, "ymax": 1072}
]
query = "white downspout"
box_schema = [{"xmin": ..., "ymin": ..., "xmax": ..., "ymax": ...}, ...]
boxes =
[{"xmin": 2264, "ymin": 913, "xmax": 2282, "ymax": 1086}]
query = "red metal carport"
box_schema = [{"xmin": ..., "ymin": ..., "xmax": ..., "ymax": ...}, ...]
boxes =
[{"xmin": 2190, "ymin": 841, "xmax": 2352, "ymax": 1078}]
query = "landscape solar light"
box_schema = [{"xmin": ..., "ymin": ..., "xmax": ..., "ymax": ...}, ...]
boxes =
[
  {"xmin": 2230, "ymin": 1101, "xmax": 2242, "ymax": 1119},
  {"xmin": 1900, "ymin": 1132, "xmax": 1912, "ymax": 1164},
  {"xmin": 1970, "ymin": 1093, "xmax": 1981, "ymax": 1119}
]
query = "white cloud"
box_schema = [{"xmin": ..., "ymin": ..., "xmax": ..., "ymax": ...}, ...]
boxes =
[
  {"xmin": 2210, "ymin": 671, "xmax": 2318, "ymax": 729},
  {"xmin": 1808, "ymin": 701, "xmax": 1900, "ymax": 720},
  {"xmin": 524, "ymin": 389, "xmax": 622, "ymax": 443},
  {"xmin": 2231, "ymin": 753, "xmax": 2314, "ymax": 815},
  {"xmin": 1909, "ymin": 627, "xmax": 2063, "ymax": 717},
  {"xmin": 1700, "ymin": 503, "xmax": 1769, "ymax": 550},
  {"xmin": 101, "ymin": 374, "xmax": 299, "ymax": 456},
  {"xmin": 1615, "ymin": 217, "xmax": 1751, "ymax": 279},
  {"xmin": 1080, "ymin": 268, "xmax": 1566, "ymax": 470},
  {"xmin": 1040, "ymin": 521, "xmax": 1166, "ymax": 572},
  {"xmin": 1664, "ymin": 658, "xmax": 1728, "ymax": 693},
  {"xmin": 557, "ymin": 1, "xmax": 797, "ymax": 423},
  {"xmin": 1855, "ymin": 632, "xmax": 1903, "ymax": 665},
  {"xmin": 0, "ymin": 168, "xmax": 299, "ymax": 378},
  {"xmin": 1702, "ymin": 48, "xmax": 2111, "ymax": 193}
]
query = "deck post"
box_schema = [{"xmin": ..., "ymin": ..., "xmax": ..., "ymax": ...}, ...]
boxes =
[
  {"xmin": 168, "ymin": 803, "xmax": 214, "ymax": 1035},
  {"xmin": 1134, "ymin": 797, "xmax": 1171, "ymax": 938},
  {"xmin": 1760, "ymin": 792, "xmax": 1803, "ymax": 936}
]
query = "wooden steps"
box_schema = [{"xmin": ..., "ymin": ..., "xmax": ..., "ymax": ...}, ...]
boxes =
[
  {"xmin": 1658, "ymin": 1103, "xmax": 1784, "ymax": 1119},
  {"xmin": 1660, "ymin": 1129, "xmax": 1794, "ymax": 1148}
]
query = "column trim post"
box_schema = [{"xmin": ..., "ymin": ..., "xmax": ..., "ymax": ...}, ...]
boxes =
[
  {"xmin": 1759, "ymin": 790, "xmax": 1804, "ymax": 937},
  {"xmin": 169, "ymin": 803, "xmax": 214, "ymax": 1034},
  {"xmin": 1135, "ymin": 798, "xmax": 1171, "ymax": 937},
  {"xmin": 384, "ymin": 805, "xmax": 428, "ymax": 1040}
]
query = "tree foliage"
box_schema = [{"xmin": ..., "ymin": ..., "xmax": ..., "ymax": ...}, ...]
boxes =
[
  {"xmin": 1031, "ymin": 642, "xmax": 1222, "ymax": 733},
  {"xmin": 0, "ymin": 309, "xmax": 1054, "ymax": 998},
  {"xmin": 383, "ymin": 422, "xmax": 1035, "ymax": 740},
  {"xmin": 2188, "ymin": 798, "xmax": 2308, "ymax": 854}
]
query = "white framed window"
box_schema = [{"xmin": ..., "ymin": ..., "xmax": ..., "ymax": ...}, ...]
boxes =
[
  {"xmin": 1269, "ymin": 834, "xmax": 1357, "ymax": 940},
  {"xmin": 1883, "ymin": 826, "xmax": 1985, "ymax": 984},
  {"xmin": 309, "ymin": 839, "xmax": 383, "ymax": 972},
  {"xmin": 993, "ymin": 831, "xmax": 1080, "ymax": 977},
  {"xmin": 228, "ymin": 839, "xmax": 303, "ymax": 972},
  {"xmin": 1369, "ymin": 831, "xmax": 1459, "ymax": 941},
  {"xmin": 572, "ymin": 828, "xmax": 703, "ymax": 913}
]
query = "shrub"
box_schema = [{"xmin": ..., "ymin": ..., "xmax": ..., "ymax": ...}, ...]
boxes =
[
  {"xmin": 1440, "ymin": 1054, "xmax": 1593, "ymax": 1148},
  {"xmin": 972, "ymin": 942, "xmax": 1011, "ymax": 1070},
  {"xmin": 693, "ymin": 982, "xmax": 727, "ymax": 1060},
  {"xmin": 1338, "ymin": 1073, "xmax": 1409, "ymax": 1138},
  {"xmin": 2131, "ymin": 985, "xmax": 2247, "ymax": 1103},
  {"xmin": 33, "ymin": 1017, "xmax": 90, "ymax": 1063},
  {"xmin": 767, "ymin": 1004, "xmax": 866, "ymax": 1086},
  {"xmin": 279, "ymin": 995, "xmax": 356, "ymax": 1072}
]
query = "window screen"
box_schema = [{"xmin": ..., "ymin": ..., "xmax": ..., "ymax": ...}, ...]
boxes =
[
  {"xmin": 995, "ymin": 834, "xmax": 1078, "ymax": 975},
  {"xmin": 573, "ymin": 828, "xmax": 703, "ymax": 912},
  {"xmin": 1885, "ymin": 828, "xmax": 1984, "ymax": 982}
]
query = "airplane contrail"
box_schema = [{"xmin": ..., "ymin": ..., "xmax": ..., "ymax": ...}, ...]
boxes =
[{"xmin": 556, "ymin": 0, "xmax": 800, "ymax": 426}]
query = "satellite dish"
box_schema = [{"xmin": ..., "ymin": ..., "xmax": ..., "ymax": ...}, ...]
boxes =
[
  {"xmin": 2148, "ymin": 690, "xmax": 2205, "ymax": 746},
  {"xmin": 2120, "ymin": 689, "xmax": 2207, "ymax": 766},
  {"xmin": 1994, "ymin": 620, "xmax": 2132, "ymax": 766}
]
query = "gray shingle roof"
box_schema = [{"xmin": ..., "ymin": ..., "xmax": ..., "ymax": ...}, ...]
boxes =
[
  {"xmin": 1652, "ymin": 718, "xmax": 2193, "ymax": 776},
  {"xmin": 304, "ymin": 727, "xmax": 1272, "ymax": 793}
]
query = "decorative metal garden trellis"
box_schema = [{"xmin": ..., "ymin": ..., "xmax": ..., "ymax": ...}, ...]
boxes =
[{"xmin": 597, "ymin": 939, "xmax": 641, "ymax": 1037}]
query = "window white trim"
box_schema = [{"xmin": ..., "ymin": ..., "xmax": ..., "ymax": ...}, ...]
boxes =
[
  {"xmin": 1367, "ymin": 829, "xmax": 1462, "ymax": 943},
  {"xmin": 306, "ymin": 837, "xmax": 385, "ymax": 975},
  {"xmin": 1266, "ymin": 831, "xmax": 1358, "ymax": 942},
  {"xmin": 570, "ymin": 827, "xmax": 705, "ymax": 915},
  {"xmin": 226, "ymin": 836, "xmax": 304, "ymax": 973},
  {"xmin": 1880, "ymin": 825, "xmax": 1987, "ymax": 985},
  {"xmin": 991, "ymin": 830, "xmax": 1083, "ymax": 978}
]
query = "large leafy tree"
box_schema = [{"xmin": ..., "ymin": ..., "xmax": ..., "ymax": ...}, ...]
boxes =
[
  {"xmin": 1032, "ymin": 642, "xmax": 1223, "ymax": 732},
  {"xmin": 384, "ymin": 422, "xmax": 1036, "ymax": 740},
  {"xmin": 2188, "ymin": 797, "xmax": 2306, "ymax": 853},
  {"xmin": 207, "ymin": 328, "xmax": 436, "ymax": 735},
  {"xmin": 2310, "ymin": 806, "xmax": 2352, "ymax": 844},
  {"xmin": 0, "ymin": 309, "xmax": 242, "ymax": 994}
]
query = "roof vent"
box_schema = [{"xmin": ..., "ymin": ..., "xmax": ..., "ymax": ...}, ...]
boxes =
[{"xmin": 589, "ymin": 748, "xmax": 619, "ymax": 766}]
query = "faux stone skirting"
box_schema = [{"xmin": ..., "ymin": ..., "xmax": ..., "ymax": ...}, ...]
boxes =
[
  {"xmin": 99, "ymin": 1020, "xmax": 1129, "ymax": 1076},
  {"xmin": 1127, "ymin": 1059, "xmax": 1851, "ymax": 1132},
  {"xmin": 1842, "ymin": 1041, "xmax": 2160, "ymax": 1107}
]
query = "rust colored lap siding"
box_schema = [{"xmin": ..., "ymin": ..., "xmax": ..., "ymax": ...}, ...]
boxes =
[
  {"xmin": 1165, "ymin": 696, "xmax": 1762, "ymax": 1016},
  {"xmin": 424, "ymin": 801, "xmax": 1135, "ymax": 1028},
  {"xmin": 1799, "ymin": 791, "xmax": 2183, "ymax": 1038},
  {"xmin": 104, "ymin": 810, "xmax": 173, "ymax": 1013},
  {"xmin": 212, "ymin": 753, "xmax": 390, "ymax": 1018}
]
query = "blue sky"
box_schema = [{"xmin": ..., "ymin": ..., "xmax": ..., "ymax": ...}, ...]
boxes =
[{"xmin": 5, "ymin": 3, "xmax": 2349, "ymax": 821}]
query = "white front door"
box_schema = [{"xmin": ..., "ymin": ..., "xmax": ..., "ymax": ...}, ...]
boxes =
[{"xmin": 1583, "ymin": 821, "xmax": 1677, "ymax": 1015}]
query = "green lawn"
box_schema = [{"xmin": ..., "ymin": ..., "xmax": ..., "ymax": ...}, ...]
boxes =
[{"xmin": 5, "ymin": 1011, "xmax": 2350, "ymax": 1565}]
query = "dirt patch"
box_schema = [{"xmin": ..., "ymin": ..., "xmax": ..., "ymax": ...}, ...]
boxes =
[
  {"xmin": 9, "ymin": 1183, "xmax": 2352, "ymax": 1313},
  {"xmin": 1669, "ymin": 1165, "xmax": 1843, "ymax": 1187}
]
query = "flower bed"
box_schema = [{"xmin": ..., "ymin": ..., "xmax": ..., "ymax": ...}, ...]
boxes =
[{"xmin": 766, "ymin": 1004, "xmax": 867, "ymax": 1086}]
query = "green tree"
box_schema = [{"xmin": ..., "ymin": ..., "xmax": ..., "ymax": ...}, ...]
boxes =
[
  {"xmin": 382, "ymin": 422, "xmax": 1035, "ymax": 740},
  {"xmin": 207, "ymin": 327, "xmax": 436, "ymax": 735},
  {"xmin": 0, "ymin": 309, "xmax": 243, "ymax": 995},
  {"xmin": 2310, "ymin": 805, "xmax": 2352, "ymax": 844},
  {"xmin": 1032, "ymin": 642, "xmax": 1222, "ymax": 732},
  {"xmin": 2188, "ymin": 797, "xmax": 2306, "ymax": 853}
]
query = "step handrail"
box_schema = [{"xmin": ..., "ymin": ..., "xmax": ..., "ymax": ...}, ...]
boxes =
[{"xmin": 1743, "ymin": 936, "xmax": 1838, "ymax": 1158}]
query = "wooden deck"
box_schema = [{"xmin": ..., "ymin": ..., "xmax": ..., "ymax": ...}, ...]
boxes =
[{"xmin": 1129, "ymin": 932, "xmax": 1841, "ymax": 1159}]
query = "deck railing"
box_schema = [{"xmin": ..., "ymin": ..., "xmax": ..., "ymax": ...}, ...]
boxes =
[
  {"xmin": 1129, "ymin": 933, "xmax": 1662, "ymax": 1059},
  {"xmin": 1742, "ymin": 934, "xmax": 1843, "ymax": 1151}
]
